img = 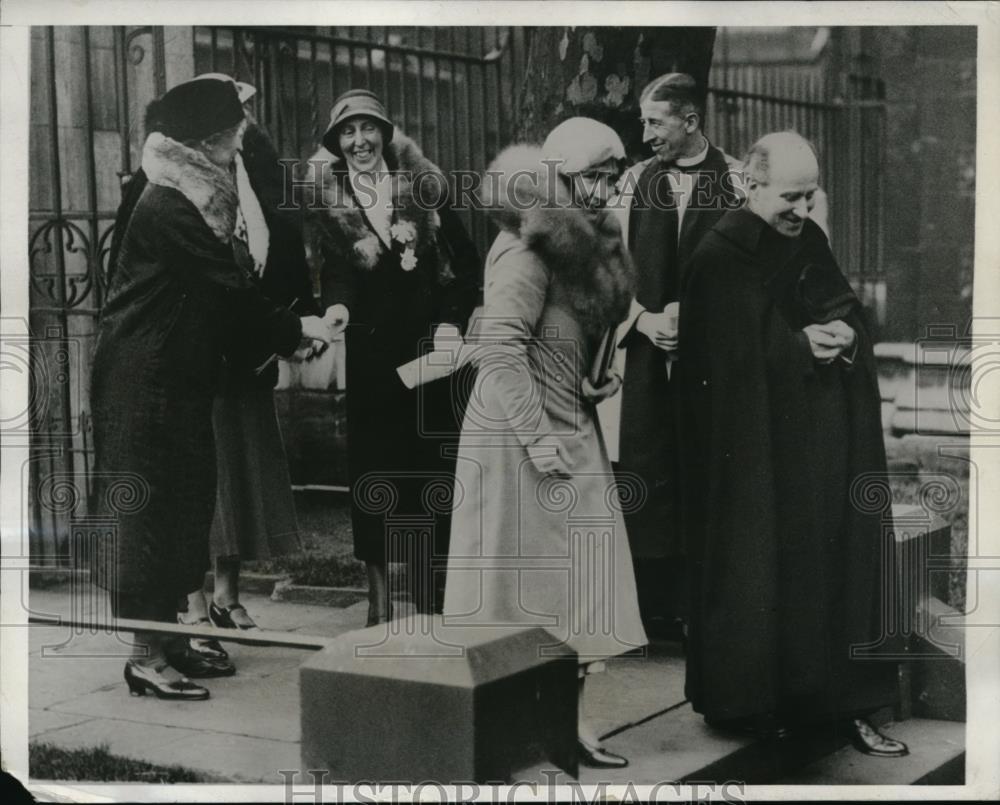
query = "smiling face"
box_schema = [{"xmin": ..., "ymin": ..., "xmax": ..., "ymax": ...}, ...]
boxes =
[
  {"xmin": 337, "ymin": 116, "xmax": 384, "ymax": 173},
  {"xmin": 569, "ymin": 158, "xmax": 622, "ymax": 209},
  {"xmin": 746, "ymin": 145, "xmax": 820, "ymax": 238},
  {"xmin": 639, "ymin": 99, "xmax": 700, "ymax": 163}
]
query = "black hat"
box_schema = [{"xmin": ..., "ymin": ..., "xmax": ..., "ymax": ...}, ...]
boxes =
[
  {"xmin": 321, "ymin": 89, "xmax": 395, "ymax": 156},
  {"xmin": 151, "ymin": 76, "xmax": 245, "ymax": 142}
]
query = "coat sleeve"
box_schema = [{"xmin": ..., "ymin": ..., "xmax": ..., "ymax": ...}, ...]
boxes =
[
  {"xmin": 152, "ymin": 197, "xmax": 303, "ymax": 358},
  {"xmin": 265, "ymin": 210, "xmax": 322, "ymax": 316},
  {"xmin": 318, "ymin": 227, "xmax": 358, "ymax": 313},
  {"xmin": 433, "ymin": 205, "xmax": 482, "ymax": 333},
  {"xmin": 469, "ymin": 241, "xmax": 558, "ymax": 449}
]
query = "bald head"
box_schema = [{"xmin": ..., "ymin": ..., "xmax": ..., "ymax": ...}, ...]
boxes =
[{"xmin": 744, "ymin": 131, "xmax": 820, "ymax": 238}]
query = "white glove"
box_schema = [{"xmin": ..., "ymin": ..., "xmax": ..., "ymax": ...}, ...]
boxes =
[{"xmin": 323, "ymin": 304, "xmax": 350, "ymax": 336}]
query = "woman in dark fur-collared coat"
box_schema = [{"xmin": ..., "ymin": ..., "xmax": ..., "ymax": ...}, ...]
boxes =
[
  {"xmin": 91, "ymin": 77, "xmax": 330, "ymax": 701},
  {"xmin": 306, "ymin": 90, "xmax": 480, "ymax": 624}
]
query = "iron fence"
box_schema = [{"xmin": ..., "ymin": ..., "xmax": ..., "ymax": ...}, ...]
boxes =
[
  {"xmin": 707, "ymin": 64, "xmax": 887, "ymax": 306},
  {"xmin": 26, "ymin": 25, "xmax": 886, "ymax": 562},
  {"xmin": 25, "ymin": 25, "xmax": 523, "ymax": 561}
]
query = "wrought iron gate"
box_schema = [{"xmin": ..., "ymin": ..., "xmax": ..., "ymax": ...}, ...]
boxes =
[
  {"xmin": 26, "ymin": 25, "xmax": 523, "ymax": 561},
  {"xmin": 27, "ymin": 25, "xmax": 885, "ymax": 562}
]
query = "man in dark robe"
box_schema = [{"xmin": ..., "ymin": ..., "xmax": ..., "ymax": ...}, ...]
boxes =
[
  {"xmin": 679, "ymin": 131, "xmax": 908, "ymax": 756},
  {"xmin": 601, "ymin": 73, "xmax": 739, "ymax": 634}
]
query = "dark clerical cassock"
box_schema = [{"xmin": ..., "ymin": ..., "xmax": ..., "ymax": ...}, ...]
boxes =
[
  {"xmin": 679, "ymin": 207, "xmax": 900, "ymax": 724},
  {"xmin": 615, "ymin": 143, "xmax": 738, "ymax": 621}
]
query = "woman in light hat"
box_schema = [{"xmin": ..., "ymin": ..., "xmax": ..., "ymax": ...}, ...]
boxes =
[
  {"xmin": 92, "ymin": 76, "xmax": 331, "ymax": 700},
  {"xmin": 443, "ymin": 118, "xmax": 647, "ymax": 768},
  {"xmin": 306, "ymin": 89, "xmax": 481, "ymax": 625}
]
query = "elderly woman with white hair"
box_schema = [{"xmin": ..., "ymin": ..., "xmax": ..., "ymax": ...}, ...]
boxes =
[
  {"xmin": 443, "ymin": 118, "xmax": 648, "ymax": 768},
  {"xmin": 92, "ymin": 76, "xmax": 331, "ymax": 701}
]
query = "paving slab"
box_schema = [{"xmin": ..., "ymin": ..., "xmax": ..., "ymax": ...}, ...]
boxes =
[
  {"xmin": 28, "ymin": 709, "xmax": 93, "ymax": 738},
  {"xmin": 26, "ymin": 584, "xmax": 965, "ymax": 787},
  {"xmin": 587, "ymin": 642, "xmax": 685, "ymax": 739},
  {"xmin": 779, "ymin": 718, "xmax": 965, "ymax": 785},
  {"xmin": 576, "ymin": 703, "xmax": 751, "ymax": 786},
  {"xmin": 29, "ymin": 652, "xmax": 125, "ymax": 710},
  {"xmin": 150, "ymin": 731, "xmax": 301, "ymax": 784},
  {"xmin": 47, "ymin": 664, "xmax": 302, "ymax": 744},
  {"xmin": 28, "ymin": 718, "xmax": 206, "ymax": 761}
]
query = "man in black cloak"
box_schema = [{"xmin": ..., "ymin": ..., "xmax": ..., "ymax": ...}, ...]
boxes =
[{"xmin": 679, "ymin": 131, "xmax": 908, "ymax": 757}]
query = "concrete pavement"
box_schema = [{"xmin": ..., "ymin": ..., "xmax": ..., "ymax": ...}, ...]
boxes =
[
  {"xmin": 27, "ymin": 586, "xmax": 682, "ymax": 784},
  {"xmin": 27, "ymin": 585, "xmax": 963, "ymax": 787}
]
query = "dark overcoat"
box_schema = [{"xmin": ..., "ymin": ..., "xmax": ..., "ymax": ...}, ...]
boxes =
[
  {"xmin": 616, "ymin": 144, "xmax": 739, "ymax": 559},
  {"xmin": 108, "ymin": 123, "xmax": 321, "ymax": 391},
  {"xmin": 679, "ymin": 207, "xmax": 899, "ymax": 723},
  {"xmin": 91, "ymin": 133, "xmax": 302, "ymax": 598},
  {"xmin": 307, "ymin": 133, "xmax": 481, "ymax": 563}
]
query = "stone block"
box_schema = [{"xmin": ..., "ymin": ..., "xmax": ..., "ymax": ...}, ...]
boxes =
[
  {"xmin": 300, "ymin": 616, "xmax": 578, "ymax": 783},
  {"xmin": 910, "ymin": 597, "xmax": 966, "ymax": 722}
]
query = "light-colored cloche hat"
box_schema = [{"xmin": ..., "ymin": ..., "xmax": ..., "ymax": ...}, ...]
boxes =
[
  {"xmin": 321, "ymin": 89, "xmax": 395, "ymax": 157},
  {"xmin": 542, "ymin": 117, "xmax": 626, "ymax": 175}
]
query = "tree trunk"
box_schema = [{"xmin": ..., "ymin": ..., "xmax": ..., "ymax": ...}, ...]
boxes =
[{"xmin": 515, "ymin": 27, "xmax": 717, "ymax": 160}]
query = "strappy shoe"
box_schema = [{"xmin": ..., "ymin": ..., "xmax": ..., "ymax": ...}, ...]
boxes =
[
  {"xmin": 178, "ymin": 615, "xmax": 229, "ymax": 660},
  {"xmin": 209, "ymin": 601, "xmax": 258, "ymax": 630}
]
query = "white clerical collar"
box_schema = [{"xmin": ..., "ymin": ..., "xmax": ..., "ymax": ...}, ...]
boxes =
[{"xmin": 675, "ymin": 139, "xmax": 710, "ymax": 168}]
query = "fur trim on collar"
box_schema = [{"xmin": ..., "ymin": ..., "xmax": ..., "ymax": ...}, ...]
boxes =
[
  {"xmin": 482, "ymin": 145, "xmax": 635, "ymax": 335},
  {"xmin": 142, "ymin": 132, "xmax": 238, "ymax": 242},
  {"xmin": 303, "ymin": 132, "xmax": 447, "ymax": 273}
]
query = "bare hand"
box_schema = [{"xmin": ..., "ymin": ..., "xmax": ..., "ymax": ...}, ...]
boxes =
[
  {"xmin": 299, "ymin": 315, "xmax": 333, "ymax": 351},
  {"xmin": 289, "ymin": 342, "xmax": 328, "ymax": 362},
  {"xmin": 803, "ymin": 320, "xmax": 856, "ymax": 363},
  {"xmin": 636, "ymin": 309, "xmax": 679, "ymax": 352},
  {"xmin": 526, "ymin": 438, "xmax": 574, "ymax": 478},
  {"xmin": 581, "ymin": 373, "xmax": 622, "ymax": 404}
]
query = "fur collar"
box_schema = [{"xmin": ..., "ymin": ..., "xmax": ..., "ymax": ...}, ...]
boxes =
[
  {"xmin": 481, "ymin": 145, "xmax": 635, "ymax": 336},
  {"xmin": 142, "ymin": 132, "xmax": 238, "ymax": 242},
  {"xmin": 303, "ymin": 132, "xmax": 447, "ymax": 272}
]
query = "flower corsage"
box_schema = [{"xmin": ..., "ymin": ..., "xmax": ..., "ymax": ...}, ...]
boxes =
[{"xmin": 391, "ymin": 221, "xmax": 418, "ymax": 272}]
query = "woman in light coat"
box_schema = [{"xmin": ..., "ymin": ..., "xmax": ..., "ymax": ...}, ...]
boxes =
[{"xmin": 443, "ymin": 119, "xmax": 648, "ymax": 768}]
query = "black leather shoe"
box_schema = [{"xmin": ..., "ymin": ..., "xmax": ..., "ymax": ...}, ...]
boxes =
[
  {"xmin": 209, "ymin": 601, "xmax": 258, "ymax": 630},
  {"xmin": 124, "ymin": 661, "xmax": 209, "ymax": 701},
  {"xmin": 178, "ymin": 615, "xmax": 229, "ymax": 661},
  {"xmin": 849, "ymin": 718, "xmax": 909, "ymax": 757},
  {"xmin": 577, "ymin": 739, "xmax": 629, "ymax": 769},
  {"xmin": 166, "ymin": 648, "xmax": 236, "ymax": 678}
]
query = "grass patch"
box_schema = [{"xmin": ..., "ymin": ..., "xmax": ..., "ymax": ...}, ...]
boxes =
[
  {"xmin": 29, "ymin": 742, "xmax": 222, "ymax": 783},
  {"xmin": 244, "ymin": 490, "xmax": 366, "ymax": 587}
]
